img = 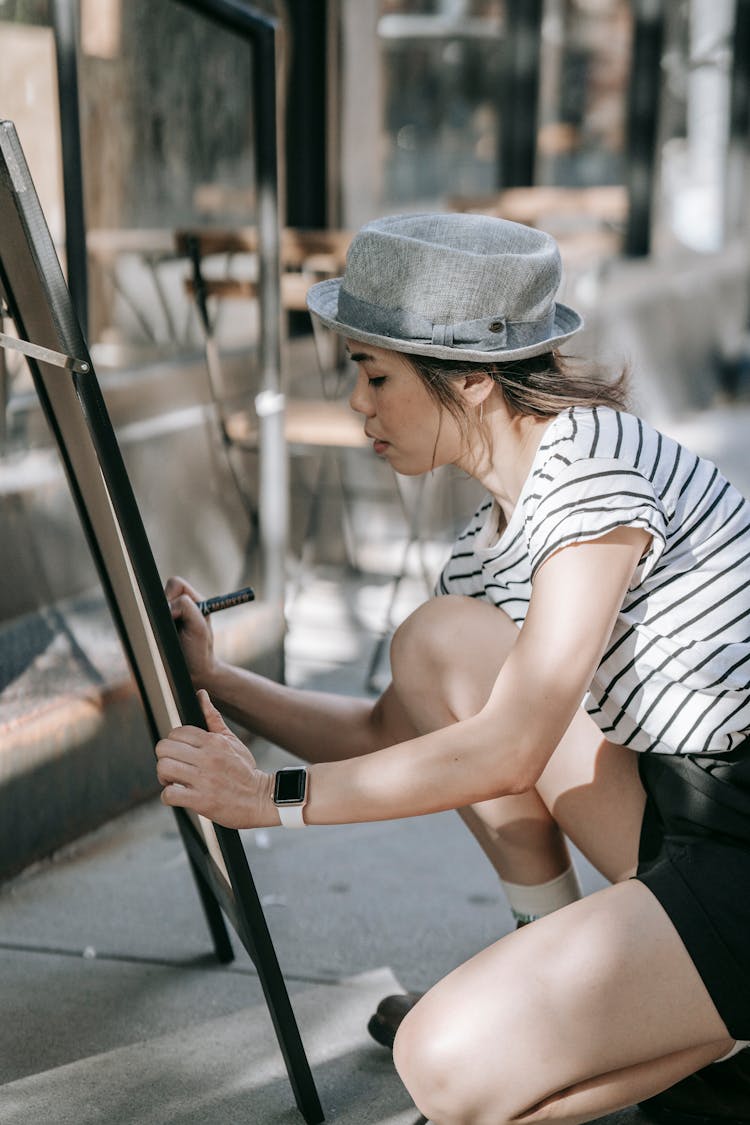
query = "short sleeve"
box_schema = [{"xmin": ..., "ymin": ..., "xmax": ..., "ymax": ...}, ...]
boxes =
[
  {"xmin": 525, "ymin": 457, "xmax": 668, "ymax": 585},
  {"xmin": 437, "ymin": 498, "xmax": 493, "ymax": 598}
]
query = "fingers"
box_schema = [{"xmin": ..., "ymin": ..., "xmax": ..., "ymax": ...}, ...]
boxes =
[
  {"xmin": 198, "ymin": 689, "xmax": 231, "ymax": 735},
  {"xmin": 156, "ymin": 712, "xmax": 235, "ymax": 762},
  {"xmin": 156, "ymin": 736, "xmax": 201, "ymax": 808},
  {"xmin": 155, "ymin": 738, "xmax": 204, "ymax": 792},
  {"xmin": 158, "ymin": 727, "xmax": 211, "ymax": 755},
  {"xmin": 164, "ymin": 577, "xmax": 209, "ymax": 630},
  {"xmin": 161, "ymin": 783, "xmax": 191, "ymax": 810},
  {"xmin": 156, "ymin": 749, "xmax": 199, "ymax": 788},
  {"xmin": 165, "ymin": 575, "xmax": 204, "ymax": 602},
  {"xmin": 168, "ymin": 592, "xmax": 203, "ymax": 627},
  {"xmin": 155, "ymin": 721, "xmax": 265, "ymax": 828}
]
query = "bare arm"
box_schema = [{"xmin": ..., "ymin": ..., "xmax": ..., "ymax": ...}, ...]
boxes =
[
  {"xmin": 157, "ymin": 528, "xmax": 649, "ymax": 827},
  {"xmin": 165, "ymin": 576, "xmax": 412, "ymax": 762},
  {"xmin": 206, "ymin": 659, "xmax": 411, "ymax": 763}
]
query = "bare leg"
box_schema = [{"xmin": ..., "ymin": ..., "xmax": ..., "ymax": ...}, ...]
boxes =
[
  {"xmin": 457, "ymin": 797, "xmax": 571, "ymax": 885},
  {"xmin": 389, "ymin": 597, "xmax": 579, "ymax": 885},
  {"xmin": 534, "ymin": 707, "xmax": 645, "ymax": 885},
  {"xmin": 393, "ymin": 880, "xmax": 734, "ymax": 1124}
]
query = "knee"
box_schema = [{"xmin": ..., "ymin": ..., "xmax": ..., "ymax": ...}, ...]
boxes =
[
  {"xmin": 390, "ymin": 596, "xmax": 517, "ymax": 734},
  {"xmin": 390, "ymin": 597, "xmax": 458, "ymax": 689},
  {"xmin": 393, "ymin": 1000, "xmax": 513, "ymax": 1125},
  {"xmin": 390, "ymin": 595, "xmax": 491, "ymax": 703},
  {"xmin": 393, "ymin": 1002, "xmax": 475, "ymax": 1123}
]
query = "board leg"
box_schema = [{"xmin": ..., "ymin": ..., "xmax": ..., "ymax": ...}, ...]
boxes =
[
  {"xmin": 219, "ymin": 829, "xmax": 325, "ymax": 1124},
  {"xmin": 175, "ymin": 810, "xmax": 234, "ymax": 964}
]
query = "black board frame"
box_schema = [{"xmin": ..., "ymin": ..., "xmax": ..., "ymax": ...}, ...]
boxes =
[{"xmin": 0, "ymin": 120, "xmax": 323, "ymax": 1125}]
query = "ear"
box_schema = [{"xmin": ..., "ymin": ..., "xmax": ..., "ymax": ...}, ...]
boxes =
[{"xmin": 458, "ymin": 370, "xmax": 494, "ymax": 409}]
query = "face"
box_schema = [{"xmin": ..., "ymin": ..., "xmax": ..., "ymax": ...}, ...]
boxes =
[{"xmin": 346, "ymin": 341, "xmax": 465, "ymax": 475}]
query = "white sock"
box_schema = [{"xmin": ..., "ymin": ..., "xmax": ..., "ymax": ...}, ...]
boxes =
[
  {"xmin": 714, "ymin": 1040, "xmax": 750, "ymax": 1064},
  {"xmin": 502, "ymin": 864, "xmax": 582, "ymax": 924}
]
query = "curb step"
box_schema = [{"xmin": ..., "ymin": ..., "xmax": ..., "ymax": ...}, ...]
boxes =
[
  {"xmin": 0, "ymin": 967, "xmax": 419, "ymax": 1125},
  {"xmin": 0, "ymin": 590, "xmax": 284, "ymax": 881}
]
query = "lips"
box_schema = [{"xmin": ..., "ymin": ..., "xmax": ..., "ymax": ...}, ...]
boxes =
[
  {"xmin": 365, "ymin": 429, "xmax": 387, "ymax": 445},
  {"xmin": 365, "ymin": 430, "xmax": 390, "ymax": 454}
]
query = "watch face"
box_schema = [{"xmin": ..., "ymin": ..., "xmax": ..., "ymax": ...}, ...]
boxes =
[{"xmin": 274, "ymin": 768, "xmax": 307, "ymax": 804}]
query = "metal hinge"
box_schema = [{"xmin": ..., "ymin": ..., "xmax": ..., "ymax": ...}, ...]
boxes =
[{"xmin": 0, "ymin": 329, "xmax": 89, "ymax": 374}]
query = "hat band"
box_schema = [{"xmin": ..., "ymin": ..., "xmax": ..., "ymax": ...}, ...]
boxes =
[{"xmin": 338, "ymin": 288, "xmax": 557, "ymax": 354}]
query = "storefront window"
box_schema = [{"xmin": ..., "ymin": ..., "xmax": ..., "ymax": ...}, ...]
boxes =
[
  {"xmin": 341, "ymin": 0, "xmax": 633, "ymax": 225},
  {"xmin": 537, "ymin": 0, "xmax": 632, "ymax": 188},
  {"xmin": 0, "ymin": 1, "xmax": 262, "ymax": 359},
  {"xmin": 379, "ymin": 1, "xmax": 504, "ymax": 204}
]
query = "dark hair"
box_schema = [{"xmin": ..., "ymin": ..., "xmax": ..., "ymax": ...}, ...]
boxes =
[{"xmin": 406, "ymin": 350, "xmax": 630, "ymax": 426}]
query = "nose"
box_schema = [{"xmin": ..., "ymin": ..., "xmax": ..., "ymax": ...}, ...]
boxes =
[{"xmin": 348, "ymin": 369, "xmax": 374, "ymax": 417}]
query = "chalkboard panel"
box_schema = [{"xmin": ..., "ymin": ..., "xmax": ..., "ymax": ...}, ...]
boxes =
[{"xmin": 0, "ymin": 119, "xmax": 322, "ymax": 1124}]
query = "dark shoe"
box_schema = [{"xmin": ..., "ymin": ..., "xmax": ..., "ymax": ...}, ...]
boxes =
[
  {"xmin": 367, "ymin": 991, "xmax": 423, "ymax": 1049},
  {"xmin": 639, "ymin": 1049, "xmax": 750, "ymax": 1124}
]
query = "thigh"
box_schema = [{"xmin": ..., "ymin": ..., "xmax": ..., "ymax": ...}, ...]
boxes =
[{"xmin": 394, "ymin": 879, "xmax": 733, "ymax": 1123}]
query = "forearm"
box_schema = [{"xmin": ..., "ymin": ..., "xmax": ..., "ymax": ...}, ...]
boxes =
[
  {"xmin": 305, "ymin": 716, "xmax": 524, "ymax": 824},
  {"xmin": 159, "ymin": 684, "xmax": 563, "ymax": 831},
  {"xmin": 211, "ymin": 614, "xmax": 579, "ymax": 826},
  {"xmin": 280, "ymin": 641, "xmax": 581, "ymax": 826},
  {"xmin": 202, "ymin": 659, "xmax": 393, "ymax": 763}
]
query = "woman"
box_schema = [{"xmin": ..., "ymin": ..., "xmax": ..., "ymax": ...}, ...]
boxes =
[{"xmin": 156, "ymin": 213, "xmax": 750, "ymax": 1124}]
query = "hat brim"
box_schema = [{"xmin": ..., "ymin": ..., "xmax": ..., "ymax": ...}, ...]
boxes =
[{"xmin": 307, "ymin": 277, "xmax": 583, "ymax": 364}]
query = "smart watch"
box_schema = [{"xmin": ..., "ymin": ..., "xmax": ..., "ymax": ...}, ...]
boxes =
[{"xmin": 273, "ymin": 766, "xmax": 309, "ymax": 828}]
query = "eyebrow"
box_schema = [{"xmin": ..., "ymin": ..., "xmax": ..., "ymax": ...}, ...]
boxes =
[{"xmin": 346, "ymin": 349, "xmax": 375, "ymax": 364}]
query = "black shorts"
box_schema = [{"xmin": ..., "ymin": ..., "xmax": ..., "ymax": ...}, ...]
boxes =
[{"xmin": 636, "ymin": 740, "xmax": 750, "ymax": 1041}]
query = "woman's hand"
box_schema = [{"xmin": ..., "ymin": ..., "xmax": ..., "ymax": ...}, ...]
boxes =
[
  {"xmin": 156, "ymin": 690, "xmax": 278, "ymax": 828},
  {"xmin": 165, "ymin": 575, "xmax": 218, "ymax": 687}
]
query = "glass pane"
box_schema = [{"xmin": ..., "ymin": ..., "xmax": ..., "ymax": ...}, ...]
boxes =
[
  {"xmin": 342, "ymin": 0, "xmax": 633, "ymax": 222},
  {"xmin": 379, "ymin": 1, "xmax": 504, "ymax": 207},
  {"xmin": 78, "ymin": 0, "xmax": 257, "ymax": 360},
  {"xmin": 537, "ymin": 0, "xmax": 633, "ymax": 189},
  {"xmin": 0, "ymin": 8, "xmax": 62, "ymax": 421},
  {"xmin": 0, "ymin": 1, "xmax": 48, "ymax": 25}
]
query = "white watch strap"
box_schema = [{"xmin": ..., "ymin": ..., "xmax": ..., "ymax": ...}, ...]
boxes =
[{"xmin": 277, "ymin": 802, "xmax": 306, "ymax": 828}]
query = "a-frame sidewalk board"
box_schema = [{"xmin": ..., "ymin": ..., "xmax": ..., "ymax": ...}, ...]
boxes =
[{"xmin": 0, "ymin": 121, "xmax": 324, "ymax": 1125}]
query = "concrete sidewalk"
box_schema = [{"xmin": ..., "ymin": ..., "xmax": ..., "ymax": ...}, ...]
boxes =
[
  {"xmin": 0, "ymin": 564, "xmax": 635, "ymax": 1125},
  {"xmin": 0, "ymin": 800, "xmax": 640, "ymax": 1125},
  {"xmin": 1, "ymin": 401, "xmax": 748, "ymax": 1124}
]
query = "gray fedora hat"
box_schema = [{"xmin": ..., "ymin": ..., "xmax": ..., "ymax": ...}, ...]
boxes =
[{"xmin": 307, "ymin": 212, "xmax": 583, "ymax": 363}]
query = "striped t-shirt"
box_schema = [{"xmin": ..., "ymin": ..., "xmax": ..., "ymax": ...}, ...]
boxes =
[{"xmin": 437, "ymin": 406, "xmax": 750, "ymax": 756}]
